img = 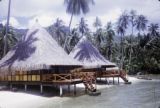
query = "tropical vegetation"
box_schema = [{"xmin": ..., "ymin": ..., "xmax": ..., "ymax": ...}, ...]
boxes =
[{"xmin": 0, "ymin": 0, "xmax": 159, "ymax": 74}]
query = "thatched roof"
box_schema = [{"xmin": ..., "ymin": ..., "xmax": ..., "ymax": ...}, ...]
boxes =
[
  {"xmin": 69, "ymin": 36, "xmax": 116, "ymax": 68},
  {"xmin": 0, "ymin": 23, "xmax": 81, "ymax": 72}
]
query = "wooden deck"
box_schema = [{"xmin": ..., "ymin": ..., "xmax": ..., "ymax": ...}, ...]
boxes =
[
  {"xmin": 96, "ymin": 69, "xmax": 129, "ymax": 84},
  {"xmin": 0, "ymin": 68, "xmax": 130, "ymax": 96},
  {"xmin": 0, "ymin": 73, "xmax": 83, "ymax": 96}
]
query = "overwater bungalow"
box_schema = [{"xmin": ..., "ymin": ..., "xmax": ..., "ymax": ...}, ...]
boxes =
[
  {"xmin": 0, "ymin": 22, "xmax": 83, "ymax": 96},
  {"xmin": 69, "ymin": 36, "xmax": 129, "ymax": 84}
]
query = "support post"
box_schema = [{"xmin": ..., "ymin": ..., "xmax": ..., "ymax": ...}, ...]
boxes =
[
  {"xmin": 60, "ymin": 85, "xmax": 63, "ymax": 97},
  {"xmin": 105, "ymin": 78, "xmax": 108, "ymax": 84},
  {"xmin": 95, "ymin": 80, "xmax": 97, "ymax": 90},
  {"xmin": 113, "ymin": 77, "xmax": 115, "ymax": 84},
  {"xmin": 10, "ymin": 84, "xmax": 12, "ymax": 90},
  {"xmin": 68, "ymin": 85, "xmax": 70, "ymax": 93},
  {"xmin": 25, "ymin": 84, "xmax": 27, "ymax": 92},
  {"xmin": 85, "ymin": 86, "xmax": 87, "ymax": 93},
  {"xmin": 40, "ymin": 84, "xmax": 43, "ymax": 94},
  {"xmin": 74, "ymin": 84, "xmax": 76, "ymax": 95},
  {"xmin": 118, "ymin": 77, "xmax": 120, "ymax": 84}
]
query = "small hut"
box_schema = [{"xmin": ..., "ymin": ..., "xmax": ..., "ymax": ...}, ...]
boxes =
[
  {"xmin": 69, "ymin": 36, "xmax": 129, "ymax": 84},
  {"xmin": 0, "ymin": 23, "xmax": 82, "ymax": 95}
]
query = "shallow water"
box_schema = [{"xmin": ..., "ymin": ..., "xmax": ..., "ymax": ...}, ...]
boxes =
[{"xmin": 40, "ymin": 79, "xmax": 160, "ymax": 108}]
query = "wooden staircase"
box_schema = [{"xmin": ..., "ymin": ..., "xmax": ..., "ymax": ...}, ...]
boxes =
[{"xmin": 71, "ymin": 68, "xmax": 96, "ymax": 92}]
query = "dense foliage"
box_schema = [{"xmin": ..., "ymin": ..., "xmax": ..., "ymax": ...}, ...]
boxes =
[
  {"xmin": 47, "ymin": 10, "xmax": 160, "ymax": 74},
  {"xmin": 0, "ymin": 9, "xmax": 159, "ymax": 74}
]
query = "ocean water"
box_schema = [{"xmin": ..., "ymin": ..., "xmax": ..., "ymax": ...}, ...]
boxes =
[{"xmin": 40, "ymin": 78, "xmax": 160, "ymax": 108}]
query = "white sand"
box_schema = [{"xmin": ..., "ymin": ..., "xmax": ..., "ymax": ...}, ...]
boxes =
[
  {"xmin": 0, "ymin": 77, "xmax": 139, "ymax": 108},
  {"xmin": 0, "ymin": 91, "xmax": 71, "ymax": 108}
]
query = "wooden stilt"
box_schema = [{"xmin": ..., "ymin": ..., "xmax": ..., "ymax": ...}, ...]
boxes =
[
  {"xmin": 108, "ymin": 78, "xmax": 110, "ymax": 85},
  {"xmin": 95, "ymin": 80, "xmax": 97, "ymax": 90},
  {"xmin": 60, "ymin": 85, "xmax": 63, "ymax": 97},
  {"xmin": 68, "ymin": 85, "xmax": 70, "ymax": 93},
  {"xmin": 40, "ymin": 84, "xmax": 43, "ymax": 94},
  {"xmin": 85, "ymin": 86, "xmax": 87, "ymax": 93},
  {"xmin": 10, "ymin": 84, "xmax": 12, "ymax": 90},
  {"xmin": 105, "ymin": 78, "xmax": 107, "ymax": 84},
  {"xmin": 118, "ymin": 77, "xmax": 120, "ymax": 84},
  {"xmin": 74, "ymin": 84, "xmax": 76, "ymax": 95},
  {"xmin": 25, "ymin": 84, "xmax": 27, "ymax": 92},
  {"xmin": 113, "ymin": 77, "xmax": 115, "ymax": 84}
]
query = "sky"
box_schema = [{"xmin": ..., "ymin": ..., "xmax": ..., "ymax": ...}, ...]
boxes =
[{"xmin": 0, "ymin": 0, "xmax": 160, "ymax": 30}]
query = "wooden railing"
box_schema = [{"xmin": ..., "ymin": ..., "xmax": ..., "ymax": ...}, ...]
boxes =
[{"xmin": 42, "ymin": 74, "xmax": 74, "ymax": 82}]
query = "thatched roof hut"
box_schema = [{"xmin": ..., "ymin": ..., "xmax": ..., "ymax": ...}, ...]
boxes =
[
  {"xmin": 0, "ymin": 23, "xmax": 81, "ymax": 74},
  {"xmin": 69, "ymin": 36, "xmax": 116, "ymax": 68}
]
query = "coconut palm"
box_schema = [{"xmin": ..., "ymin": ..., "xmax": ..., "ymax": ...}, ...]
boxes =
[
  {"xmin": 93, "ymin": 17, "xmax": 102, "ymax": 31},
  {"xmin": 94, "ymin": 28, "xmax": 104, "ymax": 51},
  {"xmin": 69, "ymin": 28, "xmax": 80, "ymax": 50},
  {"xmin": 64, "ymin": 0, "xmax": 94, "ymax": 30},
  {"xmin": 148, "ymin": 23, "xmax": 159, "ymax": 37},
  {"xmin": 63, "ymin": 0, "xmax": 94, "ymax": 50},
  {"xmin": 105, "ymin": 22, "xmax": 115, "ymax": 61},
  {"xmin": 146, "ymin": 23, "xmax": 159, "ymax": 47},
  {"xmin": 117, "ymin": 25, "xmax": 125, "ymax": 69},
  {"xmin": 3, "ymin": 0, "xmax": 12, "ymax": 56},
  {"xmin": 0, "ymin": 25, "xmax": 18, "ymax": 58},
  {"xmin": 135, "ymin": 15, "xmax": 148, "ymax": 35},
  {"xmin": 116, "ymin": 12, "xmax": 129, "ymax": 69},
  {"xmin": 129, "ymin": 10, "xmax": 137, "ymax": 36},
  {"xmin": 78, "ymin": 17, "xmax": 89, "ymax": 36},
  {"xmin": 54, "ymin": 18, "xmax": 67, "ymax": 46},
  {"xmin": 128, "ymin": 10, "xmax": 137, "ymax": 72}
]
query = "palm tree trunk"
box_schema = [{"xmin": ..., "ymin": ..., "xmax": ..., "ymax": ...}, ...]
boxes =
[
  {"xmin": 128, "ymin": 24, "xmax": 133, "ymax": 72},
  {"xmin": 63, "ymin": 11, "xmax": 74, "ymax": 50},
  {"xmin": 108, "ymin": 44, "xmax": 111, "ymax": 61},
  {"xmin": 69, "ymin": 12, "xmax": 74, "ymax": 31},
  {"xmin": 120, "ymin": 34, "xmax": 124, "ymax": 69},
  {"xmin": 3, "ymin": 0, "xmax": 11, "ymax": 56}
]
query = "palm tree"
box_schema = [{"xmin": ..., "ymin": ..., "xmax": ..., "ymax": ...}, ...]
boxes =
[
  {"xmin": 94, "ymin": 28, "xmax": 104, "ymax": 51},
  {"xmin": 69, "ymin": 28, "xmax": 80, "ymax": 50},
  {"xmin": 117, "ymin": 12, "xmax": 129, "ymax": 69},
  {"xmin": 0, "ymin": 25, "xmax": 18, "ymax": 58},
  {"xmin": 146, "ymin": 23, "xmax": 159, "ymax": 46},
  {"xmin": 78, "ymin": 17, "xmax": 89, "ymax": 37},
  {"xmin": 117, "ymin": 25, "xmax": 125, "ymax": 69},
  {"xmin": 93, "ymin": 17, "xmax": 102, "ymax": 31},
  {"xmin": 148, "ymin": 23, "xmax": 159, "ymax": 37},
  {"xmin": 64, "ymin": 0, "xmax": 94, "ymax": 50},
  {"xmin": 129, "ymin": 10, "xmax": 137, "ymax": 36},
  {"xmin": 54, "ymin": 18, "xmax": 67, "ymax": 46},
  {"xmin": 128, "ymin": 10, "xmax": 137, "ymax": 72},
  {"xmin": 3, "ymin": 0, "xmax": 12, "ymax": 56},
  {"xmin": 105, "ymin": 22, "xmax": 115, "ymax": 61},
  {"xmin": 64, "ymin": 0, "xmax": 94, "ymax": 30},
  {"xmin": 135, "ymin": 15, "xmax": 148, "ymax": 36}
]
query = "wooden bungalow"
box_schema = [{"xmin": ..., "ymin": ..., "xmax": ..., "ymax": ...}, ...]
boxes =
[
  {"xmin": 69, "ymin": 36, "xmax": 130, "ymax": 84},
  {"xmin": 0, "ymin": 22, "xmax": 83, "ymax": 96}
]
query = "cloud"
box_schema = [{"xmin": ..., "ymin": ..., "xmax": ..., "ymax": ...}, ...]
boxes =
[
  {"xmin": 2, "ymin": 17, "xmax": 22, "ymax": 28},
  {"xmin": 0, "ymin": 0, "xmax": 160, "ymax": 29},
  {"xmin": 28, "ymin": 14, "xmax": 54, "ymax": 28}
]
